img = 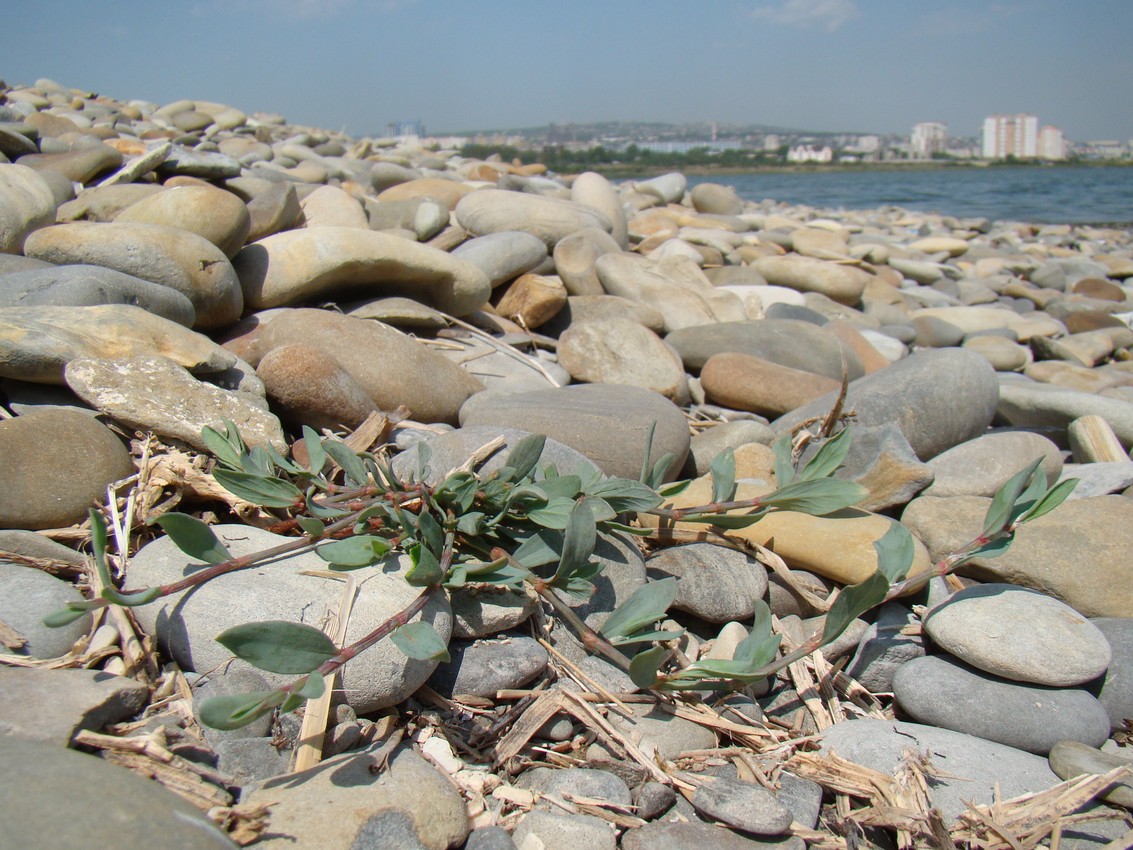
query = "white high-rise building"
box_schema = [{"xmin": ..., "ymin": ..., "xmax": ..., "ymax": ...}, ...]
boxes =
[
  {"xmin": 982, "ymin": 114, "xmax": 1039, "ymax": 158},
  {"xmin": 911, "ymin": 122, "xmax": 948, "ymax": 158},
  {"xmin": 1038, "ymin": 125, "xmax": 1066, "ymax": 160}
]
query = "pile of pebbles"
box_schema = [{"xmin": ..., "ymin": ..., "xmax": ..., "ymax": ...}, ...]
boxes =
[{"xmin": 2, "ymin": 77, "xmax": 1133, "ymax": 849}]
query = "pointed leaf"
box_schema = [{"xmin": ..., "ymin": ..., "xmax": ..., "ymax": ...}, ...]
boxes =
[
  {"xmin": 512, "ymin": 529, "xmax": 563, "ymax": 568},
  {"xmin": 646, "ymin": 453, "xmax": 675, "ymax": 490},
  {"xmin": 302, "ymin": 426, "xmax": 327, "ymax": 475},
  {"xmin": 552, "ymin": 499, "xmax": 597, "ymax": 585},
  {"xmin": 709, "ymin": 448, "xmax": 737, "ymax": 504},
  {"xmin": 539, "ymin": 475, "xmax": 583, "ymax": 500},
  {"xmin": 600, "ymin": 577, "xmax": 678, "ymax": 642},
  {"xmin": 42, "ymin": 603, "xmax": 96, "ymax": 628},
  {"xmin": 750, "ymin": 598, "xmax": 773, "ymax": 641},
  {"xmin": 215, "ymin": 620, "xmax": 338, "ymax": 674},
  {"xmin": 295, "ymin": 671, "xmax": 326, "ymax": 700},
  {"xmin": 982, "ymin": 458, "xmax": 1044, "ymax": 536},
  {"xmin": 526, "ymin": 496, "xmax": 576, "ymax": 529},
  {"xmin": 198, "ymin": 690, "xmax": 283, "ymax": 730},
  {"xmin": 733, "ymin": 632, "xmax": 781, "ymax": 669},
  {"xmin": 505, "ymin": 434, "xmax": 546, "ymax": 481},
  {"xmin": 150, "ymin": 513, "xmax": 232, "ymax": 564},
  {"xmin": 390, "ymin": 621, "xmax": 450, "ymax": 662},
  {"xmin": 799, "ymin": 427, "xmax": 852, "ymax": 481},
  {"xmin": 966, "ymin": 534, "xmax": 1015, "ymax": 560},
  {"xmin": 104, "ymin": 586, "xmax": 161, "ymax": 607},
  {"xmin": 417, "ymin": 510, "xmax": 444, "ymax": 557},
  {"xmin": 415, "ymin": 440, "xmax": 433, "ymax": 483},
  {"xmin": 640, "ymin": 421, "xmax": 658, "ymax": 484},
  {"xmin": 759, "ymin": 477, "xmax": 866, "ymax": 516},
  {"xmin": 322, "ymin": 439, "xmax": 369, "ymax": 487},
  {"xmin": 306, "ymin": 493, "xmax": 352, "ymax": 519},
  {"xmin": 1018, "ymin": 477, "xmax": 1077, "ymax": 524},
  {"xmin": 873, "ymin": 522, "xmax": 915, "ymax": 583},
  {"xmin": 608, "ymin": 628, "xmax": 684, "ymax": 647},
  {"xmin": 585, "ymin": 477, "xmax": 663, "ymax": 513},
  {"xmin": 772, "ymin": 432, "xmax": 796, "ymax": 487},
  {"xmin": 88, "ymin": 509, "xmax": 113, "ymax": 588},
  {"xmin": 821, "ymin": 571, "xmax": 889, "ymax": 646},
  {"xmin": 213, "ymin": 469, "xmax": 303, "ymax": 508},
  {"xmin": 1008, "ymin": 465, "xmax": 1050, "ymax": 526},
  {"xmin": 629, "ymin": 645, "xmax": 668, "ymax": 689},
  {"xmin": 201, "ymin": 421, "xmax": 245, "ymax": 470},
  {"xmin": 657, "ymin": 479, "xmax": 692, "ymax": 499},
  {"xmin": 560, "ymin": 576, "xmax": 597, "ymax": 600},
  {"xmin": 315, "ymin": 535, "xmax": 390, "ymax": 568}
]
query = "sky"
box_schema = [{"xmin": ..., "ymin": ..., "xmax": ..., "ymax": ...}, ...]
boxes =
[{"xmin": 4, "ymin": 1, "xmax": 1132, "ymax": 143}]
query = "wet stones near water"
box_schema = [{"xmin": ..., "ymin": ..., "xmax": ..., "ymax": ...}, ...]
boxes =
[
  {"xmin": 0, "ymin": 408, "xmax": 133, "ymax": 529},
  {"xmin": 892, "ymin": 654, "xmax": 1110, "ymax": 755}
]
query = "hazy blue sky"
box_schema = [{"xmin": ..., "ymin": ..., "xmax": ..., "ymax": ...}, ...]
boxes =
[{"xmin": 5, "ymin": 1, "xmax": 1131, "ymax": 142}]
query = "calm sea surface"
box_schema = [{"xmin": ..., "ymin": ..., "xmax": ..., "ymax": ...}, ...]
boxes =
[{"xmin": 689, "ymin": 166, "xmax": 1133, "ymax": 226}]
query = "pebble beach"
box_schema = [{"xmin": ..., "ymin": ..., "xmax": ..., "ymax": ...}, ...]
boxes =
[{"xmin": 2, "ymin": 77, "xmax": 1133, "ymax": 849}]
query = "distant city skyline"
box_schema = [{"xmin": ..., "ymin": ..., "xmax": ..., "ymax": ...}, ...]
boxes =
[{"xmin": 3, "ymin": 1, "xmax": 1131, "ymax": 142}]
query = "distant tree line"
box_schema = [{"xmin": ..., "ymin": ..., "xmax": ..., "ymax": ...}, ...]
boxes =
[{"xmin": 458, "ymin": 142, "xmax": 785, "ymax": 172}]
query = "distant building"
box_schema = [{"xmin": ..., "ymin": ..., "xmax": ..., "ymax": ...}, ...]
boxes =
[
  {"xmin": 910, "ymin": 122, "xmax": 948, "ymax": 158},
  {"xmin": 786, "ymin": 144, "xmax": 833, "ymax": 163},
  {"xmin": 855, "ymin": 135, "xmax": 880, "ymax": 153},
  {"xmin": 1037, "ymin": 125, "xmax": 1066, "ymax": 160},
  {"xmin": 982, "ymin": 114, "xmax": 1038, "ymax": 158},
  {"xmin": 763, "ymin": 134, "xmax": 781, "ymax": 152},
  {"xmin": 386, "ymin": 119, "xmax": 425, "ymax": 139}
]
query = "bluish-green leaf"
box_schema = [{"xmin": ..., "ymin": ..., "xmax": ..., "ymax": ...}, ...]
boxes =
[
  {"xmin": 199, "ymin": 690, "xmax": 284, "ymax": 730},
  {"xmin": 709, "ymin": 448, "xmax": 737, "ymax": 504},
  {"xmin": 559, "ymin": 576, "xmax": 597, "ymax": 600},
  {"xmin": 968, "ymin": 535, "xmax": 1014, "ymax": 560},
  {"xmin": 1018, "ymin": 477, "xmax": 1077, "ymax": 524},
  {"xmin": 600, "ymin": 577, "xmax": 678, "ymax": 642},
  {"xmin": 456, "ymin": 511, "xmax": 487, "ymax": 536},
  {"xmin": 585, "ymin": 477, "xmax": 663, "ymax": 513},
  {"xmin": 608, "ymin": 628, "xmax": 683, "ymax": 647},
  {"xmin": 759, "ymin": 477, "xmax": 866, "ymax": 516},
  {"xmin": 415, "ymin": 440, "xmax": 433, "ymax": 483},
  {"xmin": 982, "ymin": 457, "xmax": 1044, "ymax": 536},
  {"xmin": 552, "ymin": 499, "xmax": 597, "ymax": 585},
  {"xmin": 799, "ymin": 427, "xmax": 852, "ymax": 482},
  {"xmin": 322, "ymin": 439, "xmax": 369, "ymax": 487},
  {"xmin": 215, "ymin": 621, "xmax": 338, "ymax": 674},
  {"xmin": 505, "ymin": 434, "xmax": 546, "ymax": 481},
  {"xmin": 315, "ymin": 535, "xmax": 390, "ymax": 568},
  {"xmin": 306, "ymin": 493, "xmax": 352, "ymax": 519},
  {"xmin": 539, "ymin": 475, "xmax": 583, "ymax": 500},
  {"xmin": 646, "ymin": 453, "xmax": 675, "ymax": 490},
  {"xmin": 200, "ymin": 421, "xmax": 245, "ymax": 470},
  {"xmin": 680, "ymin": 511, "xmax": 769, "ymax": 529},
  {"xmin": 150, "ymin": 513, "xmax": 231, "ymax": 564},
  {"xmin": 512, "ymin": 529, "xmax": 563, "ymax": 568},
  {"xmin": 821, "ymin": 571, "xmax": 889, "ymax": 646},
  {"xmin": 437, "ymin": 471, "xmax": 479, "ymax": 513},
  {"xmin": 42, "ymin": 602, "xmax": 96, "ymax": 628},
  {"xmin": 629, "ymin": 645, "xmax": 668, "ymax": 689},
  {"xmin": 296, "ymin": 516, "xmax": 325, "ymax": 539},
  {"xmin": 772, "ymin": 432, "xmax": 796, "ymax": 487},
  {"xmin": 88, "ymin": 509, "xmax": 113, "ymax": 589},
  {"xmin": 417, "ymin": 510, "xmax": 445, "ymax": 557},
  {"xmin": 213, "ymin": 469, "xmax": 303, "ymax": 508},
  {"xmin": 302, "ymin": 426, "xmax": 327, "ymax": 476},
  {"xmin": 526, "ymin": 496, "xmax": 577, "ymax": 530},
  {"xmin": 295, "ymin": 671, "xmax": 326, "ymax": 699},
  {"xmin": 733, "ymin": 631, "xmax": 781, "ymax": 670},
  {"xmin": 406, "ymin": 542, "xmax": 443, "ymax": 587},
  {"xmin": 390, "ymin": 621, "xmax": 450, "ymax": 662},
  {"xmin": 243, "ymin": 445, "xmax": 276, "ymax": 478},
  {"xmin": 657, "ymin": 479, "xmax": 692, "ymax": 499},
  {"xmin": 103, "ymin": 586, "xmax": 161, "ymax": 607},
  {"xmin": 873, "ymin": 522, "xmax": 915, "ymax": 583},
  {"xmin": 640, "ymin": 421, "xmax": 658, "ymax": 484}
]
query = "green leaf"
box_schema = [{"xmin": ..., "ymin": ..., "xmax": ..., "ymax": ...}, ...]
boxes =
[
  {"xmin": 551, "ymin": 499, "xmax": 597, "ymax": 585},
  {"xmin": 967, "ymin": 535, "xmax": 1014, "ymax": 560},
  {"xmin": 629, "ymin": 645, "xmax": 668, "ymax": 689},
  {"xmin": 302, "ymin": 426, "xmax": 327, "ymax": 475},
  {"xmin": 213, "ymin": 469, "xmax": 303, "ymax": 508},
  {"xmin": 415, "ymin": 440, "xmax": 433, "ymax": 483},
  {"xmin": 200, "ymin": 420, "xmax": 245, "ymax": 470},
  {"xmin": 1018, "ymin": 477, "xmax": 1077, "ymax": 524},
  {"xmin": 799, "ymin": 428, "xmax": 852, "ymax": 481},
  {"xmin": 559, "ymin": 576, "xmax": 597, "ymax": 600},
  {"xmin": 539, "ymin": 474, "xmax": 583, "ymax": 500},
  {"xmin": 42, "ymin": 602, "xmax": 96, "ymax": 628},
  {"xmin": 640, "ymin": 421, "xmax": 658, "ymax": 484},
  {"xmin": 821, "ymin": 571, "xmax": 889, "ymax": 646},
  {"xmin": 306, "ymin": 492, "xmax": 352, "ymax": 519},
  {"xmin": 242, "ymin": 445, "xmax": 276, "ymax": 478},
  {"xmin": 585, "ymin": 477, "xmax": 663, "ymax": 513},
  {"xmin": 512, "ymin": 529, "xmax": 563, "ymax": 568},
  {"xmin": 406, "ymin": 542, "xmax": 443, "ymax": 587},
  {"xmin": 322, "ymin": 439, "xmax": 369, "ymax": 487},
  {"xmin": 600, "ymin": 578, "xmax": 678, "ymax": 642},
  {"xmin": 456, "ymin": 511, "xmax": 487, "ymax": 536},
  {"xmin": 758, "ymin": 477, "xmax": 866, "ymax": 516},
  {"xmin": 104, "ymin": 586, "xmax": 161, "ymax": 607},
  {"xmin": 709, "ymin": 448, "xmax": 737, "ymax": 504},
  {"xmin": 88, "ymin": 509, "xmax": 113, "ymax": 588},
  {"xmin": 436, "ymin": 471, "xmax": 479, "ymax": 513},
  {"xmin": 390, "ymin": 621, "xmax": 450, "ymax": 662},
  {"xmin": 150, "ymin": 513, "xmax": 232, "ymax": 564},
  {"xmin": 417, "ymin": 510, "xmax": 445, "ymax": 558},
  {"xmin": 873, "ymin": 523, "xmax": 915, "ymax": 583},
  {"xmin": 657, "ymin": 478, "xmax": 692, "ymax": 499},
  {"xmin": 505, "ymin": 434, "xmax": 546, "ymax": 481},
  {"xmin": 608, "ymin": 628, "xmax": 683, "ymax": 646},
  {"xmin": 646, "ymin": 454, "xmax": 675, "ymax": 490},
  {"xmin": 198, "ymin": 690, "xmax": 283, "ymax": 730},
  {"xmin": 295, "ymin": 671, "xmax": 326, "ymax": 700},
  {"xmin": 1008, "ymin": 465, "xmax": 1050, "ymax": 526},
  {"xmin": 296, "ymin": 516, "xmax": 325, "ymax": 539},
  {"xmin": 526, "ymin": 496, "xmax": 577, "ymax": 529},
  {"xmin": 772, "ymin": 432, "xmax": 796, "ymax": 487},
  {"xmin": 982, "ymin": 458, "xmax": 1044, "ymax": 536},
  {"xmin": 733, "ymin": 631, "xmax": 782, "ymax": 670},
  {"xmin": 215, "ymin": 621, "xmax": 338, "ymax": 674},
  {"xmin": 679, "ymin": 511, "xmax": 769, "ymax": 529},
  {"xmin": 315, "ymin": 535, "xmax": 390, "ymax": 568}
]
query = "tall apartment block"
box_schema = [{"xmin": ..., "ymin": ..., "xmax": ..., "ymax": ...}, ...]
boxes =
[
  {"xmin": 1037, "ymin": 125, "xmax": 1066, "ymax": 160},
  {"xmin": 910, "ymin": 122, "xmax": 948, "ymax": 158},
  {"xmin": 981, "ymin": 114, "xmax": 1038, "ymax": 158}
]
